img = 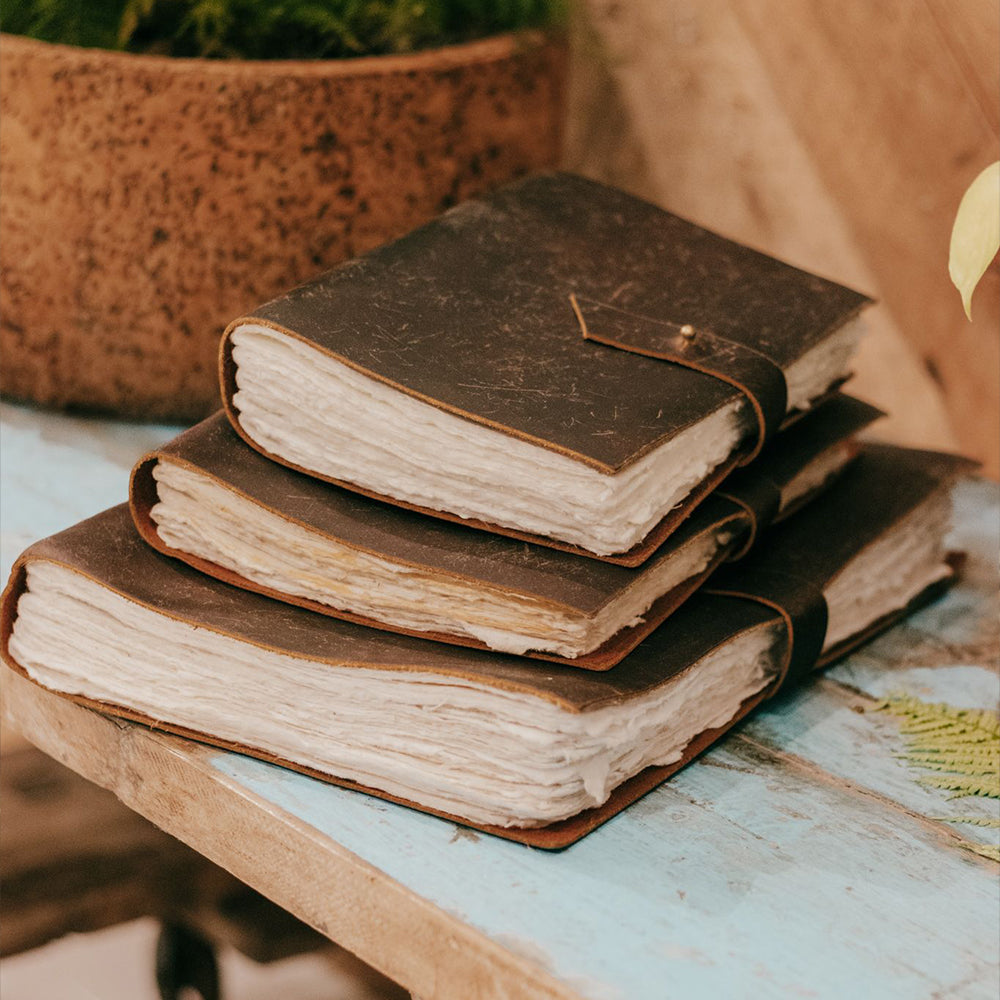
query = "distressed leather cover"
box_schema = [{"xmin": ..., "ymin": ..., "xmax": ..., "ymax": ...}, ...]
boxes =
[
  {"xmin": 130, "ymin": 396, "xmax": 881, "ymax": 669},
  {"xmin": 2, "ymin": 446, "xmax": 970, "ymax": 847},
  {"xmin": 572, "ymin": 292, "xmax": 790, "ymax": 462},
  {"xmin": 220, "ymin": 173, "xmax": 871, "ymax": 551}
]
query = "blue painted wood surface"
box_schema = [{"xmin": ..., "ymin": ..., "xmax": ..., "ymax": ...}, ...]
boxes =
[
  {"xmin": 2, "ymin": 402, "xmax": 998, "ymax": 999},
  {"xmin": 0, "ymin": 401, "xmax": 180, "ymax": 580}
]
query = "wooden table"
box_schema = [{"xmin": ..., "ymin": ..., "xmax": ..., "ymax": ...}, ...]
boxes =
[{"xmin": 2, "ymin": 400, "xmax": 998, "ymax": 1000}]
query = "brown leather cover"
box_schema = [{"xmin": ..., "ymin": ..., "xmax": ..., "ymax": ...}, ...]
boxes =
[
  {"xmin": 1, "ymin": 446, "xmax": 971, "ymax": 847},
  {"xmin": 572, "ymin": 292, "xmax": 789, "ymax": 462},
  {"xmin": 130, "ymin": 396, "xmax": 881, "ymax": 669},
  {"xmin": 219, "ymin": 173, "xmax": 871, "ymax": 548}
]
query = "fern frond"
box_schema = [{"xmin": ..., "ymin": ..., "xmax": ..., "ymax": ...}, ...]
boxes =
[
  {"xmin": 937, "ymin": 816, "xmax": 1000, "ymax": 828},
  {"xmin": 880, "ymin": 695, "xmax": 999, "ymax": 857},
  {"xmin": 899, "ymin": 719, "xmax": 997, "ymax": 739},
  {"xmin": 900, "ymin": 717, "xmax": 962, "ymax": 734},
  {"xmin": 900, "ymin": 734, "xmax": 995, "ymax": 752},
  {"xmin": 919, "ymin": 773, "xmax": 1000, "ymax": 798},
  {"xmin": 879, "ymin": 696, "xmax": 999, "ymax": 754},
  {"xmin": 903, "ymin": 756, "xmax": 999, "ymax": 776},
  {"xmin": 895, "ymin": 733, "xmax": 996, "ymax": 750},
  {"xmin": 900, "ymin": 747, "xmax": 1000, "ymax": 761},
  {"xmin": 878, "ymin": 696, "xmax": 999, "ymax": 729},
  {"xmin": 958, "ymin": 841, "xmax": 1000, "ymax": 863}
]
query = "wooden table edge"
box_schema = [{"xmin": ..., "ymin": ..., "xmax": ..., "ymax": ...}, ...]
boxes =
[{"xmin": 0, "ymin": 664, "xmax": 585, "ymax": 1000}]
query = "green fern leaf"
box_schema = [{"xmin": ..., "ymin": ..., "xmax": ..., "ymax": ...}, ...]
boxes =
[
  {"xmin": 879, "ymin": 695, "xmax": 999, "ymax": 859},
  {"xmin": 903, "ymin": 736, "xmax": 995, "ymax": 754},
  {"xmin": 900, "ymin": 747, "xmax": 1000, "ymax": 760},
  {"xmin": 879, "ymin": 696, "xmax": 1000, "ymax": 758},
  {"xmin": 904, "ymin": 757, "xmax": 999, "ymax": 776},
  {"xmin": 919, "ymin": 773, "xmax": 1000, "ymax": 798},
  {"xmin": 937, "ymin": 816, "xmax": 1000, "ymax": 828}
]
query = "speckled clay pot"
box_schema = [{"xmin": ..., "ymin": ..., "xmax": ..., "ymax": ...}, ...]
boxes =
[{"xmin": 0, "ymin": 32, "xmax": 565, "ymax": 420}]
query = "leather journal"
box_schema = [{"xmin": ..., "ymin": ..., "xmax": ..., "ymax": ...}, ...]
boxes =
[
  {"xmin": 3, "ymin": 445, "xmax": 971, "ymax": 848},
  {"xmin": 130, "ymin": 395, "xmax": 881, "ymax": 668},
  {"xmin": 220, "ymin": 172, "xmax": 872, "ymax": 562}
]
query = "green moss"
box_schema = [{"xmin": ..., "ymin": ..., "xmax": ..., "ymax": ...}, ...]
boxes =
[{"xmin": 0, "ymin": 0, "xmax": 566, "ymax": 58}]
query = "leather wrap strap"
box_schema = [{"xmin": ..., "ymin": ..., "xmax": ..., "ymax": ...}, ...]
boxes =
[
  {"xmin": 706, "ymin": 566, "xmax": 828, "ymax": 694},
  {"xmin": 571, "ymin": 294, "xmax": 788, "ymax": 462},
  {"xmin": 716, "ymin": 470, "xmax": 785, "ymax": 560}
]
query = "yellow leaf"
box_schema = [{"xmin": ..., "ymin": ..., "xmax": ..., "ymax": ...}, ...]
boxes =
[{"xmin": 949, "ymin": 161, "xmax": 1000, "ymax": 320}]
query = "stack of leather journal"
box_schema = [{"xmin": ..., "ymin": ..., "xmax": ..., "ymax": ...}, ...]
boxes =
[{"xmin": 1, "ymin": 174, "xmax": 971, "ymax": 848}]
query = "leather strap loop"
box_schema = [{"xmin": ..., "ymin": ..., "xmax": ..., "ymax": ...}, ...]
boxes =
[
  {"xmin": 716, "ymin": 471, "xmax": 784, "ymax": 560},
  {"xmin": 572, "ymin": 294, "xmax": 788, "ymax": 462},
  {"xmin": 705, "ymin": 567, "xmax": 828, "ymax": 694}
]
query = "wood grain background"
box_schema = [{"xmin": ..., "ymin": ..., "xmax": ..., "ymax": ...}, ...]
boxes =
[{"xmin": 565, "ymin": 0, "xmax": 999, "ymax": 475}]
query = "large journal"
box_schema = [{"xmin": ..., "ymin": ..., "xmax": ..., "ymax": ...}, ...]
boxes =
[{"xmin": 3, "ymin": 446, "xmax": 969, "ymax": 848}]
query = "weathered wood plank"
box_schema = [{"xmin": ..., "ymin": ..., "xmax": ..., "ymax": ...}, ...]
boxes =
[
  {"xmin": 4, "ymin": 370, "xmax": 998, "ymax": 1000},
  {"xmin": 738, "ymin": 677, "xmax": 999, "ymax": 847},
  {"xmin": 196, "ymin": 725, "xmax": 1000, "ymax": 1000},
  {"xmin": 0, "ymin": 668, "xmax": 580, "ymax": 1000},
  {"xmin": 0, "ymin": 743, "xmax": 326, "ymax": 961},
  {"xmin": 5, "ymin": 648, "xmax": 997, "ymax": 1000},
  {"xmin": 2, "ymin": 370, "xmax": 995, "ymax": 998}
]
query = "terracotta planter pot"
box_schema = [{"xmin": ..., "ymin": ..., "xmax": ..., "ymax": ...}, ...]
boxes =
[{"xmin": 0, "ymin": 32, "xmax": 566, "ymax": 420}]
